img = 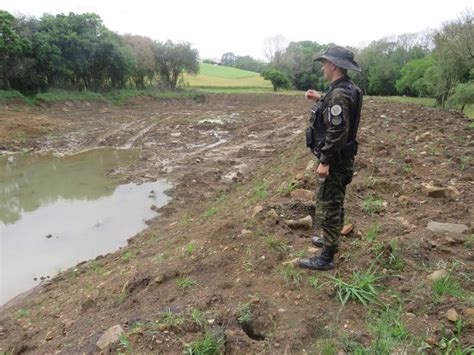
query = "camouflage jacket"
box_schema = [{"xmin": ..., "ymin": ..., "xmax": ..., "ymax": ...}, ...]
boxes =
[{"xmin": 319, "ymin": 76, "xmax": 360, "ymax": 165}]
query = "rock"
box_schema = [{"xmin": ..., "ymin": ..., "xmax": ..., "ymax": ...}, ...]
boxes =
[
  {"xmin": 404, "ymin": 157, "xmax": 413, "ymax": 164},
  {"xmin": 427, "ymin": 221, "xmax": 468, "ymax": 235},
  {"xmin": 308, "ymin": 247, "xmax": 319, "ymax": 253},
  {"xmin": 150, "ymin": 204, "xmax": 159, "ymax": 212},
  {"xmin": 285, "ymin": 215, "xmax": 313, "ymax": 230},
  {"xmin": 290, "ymin": 189, "xmax": 315, "ymax": 201},
  {"xmin": 421, "ymin": 183, "xmax": 460, "ymax": 200},
  {"xmin": 341, "ymin": 224, "xmax": 353, "ymax": 235},
  {"xmin": 241, "ymin": 229, "xmax": 254, "ymax": 237},
  {"xmin": 252, "ymin": 205, "xmax": 264, "ymax": 218},
  {"xmin": 154, "ymin": 274, "xmax": 166, "ymax": 284},
  {"xmin": 7, "ymin": 156, "xmax": 15, "ymax": 164},
  {"xmin": 415, "ymin": 131, "xmax": 433, "ymax": 142},
  {"xmin": 306, "ymin": 159, "xmax": 315, "ymax": 171},
  {"xmin": 425, "ymin": 337, "xmax": 437, "ymax": 346},
  {"xmin": 170, "ymin": 132, "xmax": 182, "ymax": 137},
  {"xmin": 45, "ymin": 234, "xmax": 52, "ymax": 239},
  {"xmin": 267, "ymin": 209, "xmax": 279, "ymax": 221},
  {"xmin": 281, "ymin": 258, "xmax": 299, "ymax": 266},
  {"xmin": 426, "ymin": 269, "xmax": 448, "ymax": 284},
  {"xmin": 96, "ymin": 325, "xmax": 125, "ymax": 350},
  {"xmin": 446, "ymin": 308, "xmax": 459, "ymax": 322},
  {"xmin": 464, "ymin": 308, "xmax": 474, "ymax": 318}
]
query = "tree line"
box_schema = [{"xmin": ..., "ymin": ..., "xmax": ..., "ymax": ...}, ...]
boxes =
[
  {"xmin": 0, "ymin": 11, "xmax": 199, "ymax": 93},
  {"xmin": 262, "ymin": 11, "xmax": 473, "ymax": 109}
]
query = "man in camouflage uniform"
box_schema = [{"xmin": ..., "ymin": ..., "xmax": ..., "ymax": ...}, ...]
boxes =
[{"xmin": 299, "ymin": 46, "xmax": 363, "ymax": 270}]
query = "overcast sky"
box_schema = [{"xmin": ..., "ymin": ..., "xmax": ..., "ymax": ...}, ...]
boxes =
[{"xmin": 2, "ymin": 0, "xmax": 472, "ymax": 60}]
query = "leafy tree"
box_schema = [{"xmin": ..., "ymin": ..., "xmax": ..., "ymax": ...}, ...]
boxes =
[
  {"xmin": 154, "ymin": 40, "xmax": 199, "ymax": 89},
  {"xmin": 396, "ymin": 56, "xmax": 435, "ymax": 96},
  {"xmin": 260, "ymin": 69, "xmax": 290, "ymax": 91},
  {"xmin": 0, "ymin": 11, "xmax": 31, "ymax": 90},
  {"xmin": 234, "ymin": 55, "xmax": 266, "ymax": 73},
  {"xmin": 220, "ymin": 52, "xmax": 237, "ymax": 66},
  {"xmin": 121, "ymin": 34, "xmax": 156, "ymax": 88},
  {"xmin": 447, "ymin": 79, "xmax": 474, "ymax": 112},
  {"xmin": 429, "ymin": 10, "xmax": 473, "ymax": 106},
  {"xmin": 278, "ymin": 41, "xmax": 326, "ymax": 91}
]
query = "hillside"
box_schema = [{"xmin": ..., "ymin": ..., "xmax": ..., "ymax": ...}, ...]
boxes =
[{"xmin": 184, "ymin": 63, "xmax": 272, "ymax": 89}]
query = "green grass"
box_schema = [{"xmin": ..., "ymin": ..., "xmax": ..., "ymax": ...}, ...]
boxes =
[
  {"xmin": 309, "ymin": 275, "xmax": 320, "ymax": 290},
  {"xmin": 237, "ymin": 302, "xmax": 252, "ymax": 325},
  {"xmin": 191, "ymin": 308, "xmax": 205, "ymax": 328},
  {"xmin": 364, "ymin": 223, "xmax": 381, "ymax": 242},
  {"xmin": 362, "ymin": 195, "xmax": 385, "ymax": 215},
  {"xmin": 121, "ymin": 250, "xmax": 137, "ymax": 262},
  {"xmin": 12, "ymin": 308, "xmax": 29, "ymax": 320},
  {"xmin": 202, "ymin": 207, "xmax": 219, "ymax": 217},
  {"xmin": 280, "ymin": 265, "xmax": 304, "ymax": 289},
  {"xmin": 432, "ymin": 274, "xmax": 464, "ymax": 301},
  {"xmin": 184, "ymin": 241, "xmax": 196, "ymax": 257},
  {"xmin": 327, "ymin": 264, "xmax": 383, "ymax": 307},
  {"xmin": 184, "ymin": 63, "xmax": 271, "ymax": 88},
  {"xmin": 348, "ymin": 307, "xmax": 410, "ymax": 354},
  {"xmin": 162, "ymin": 308, "xmax": 186, "ymax": 327},
  {"xmin": 185, "ymin": 332, "xmax": 224, "ymax": 355},
  {"xmin": 253, "ymin": 178, "xmax": 269, "ymax": 199},
  {"xmin": 265, "ymin": 235, "xmax": 290, "ymax": 255},
  {"xmin": 199, "ymin": 63, "xmax": 261, "ymax": 78},
  {"xmin": 176, "ymin": 277, "xmax": 200, "ymax": 292},
  {"xmin": 0, "ymin": 88, "xmax": 205, "ymax": 106}
]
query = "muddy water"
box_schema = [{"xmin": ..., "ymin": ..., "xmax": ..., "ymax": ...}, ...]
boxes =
[{"xmin": 0, "ymin": 148, "xmax": 171, "ymax": 305}]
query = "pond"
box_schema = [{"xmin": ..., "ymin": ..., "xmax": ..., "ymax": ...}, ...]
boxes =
[{"xmin": 0, "ymin": 148, "xmax": 171, "ymax": 305}]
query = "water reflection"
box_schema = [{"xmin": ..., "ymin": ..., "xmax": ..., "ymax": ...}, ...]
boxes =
[
  {"xmin": 0, "ymin": 148, "xmax": 137, "ymax": 224},
  {"xmin": 0, "ymin": 149, "xmax": 171, "ymax": 305}
]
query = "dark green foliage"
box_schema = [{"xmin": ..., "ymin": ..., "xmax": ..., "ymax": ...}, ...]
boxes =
[
  {"xmin": 260, "ymin": 69, "xmax": 291, "ymax": 91},
  {"xmin": 154, "ymin": 40, "xmax": 200, "ymax": 89}
]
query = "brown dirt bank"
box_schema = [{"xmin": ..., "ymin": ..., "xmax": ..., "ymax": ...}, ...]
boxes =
[{"xmin": 0, "ymin": 94, "xmax": 473, "ymax": 354}]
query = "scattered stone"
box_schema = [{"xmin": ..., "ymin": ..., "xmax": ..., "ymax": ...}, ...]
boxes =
[
  {"xmin": 96, "ymin": 325, "xmax": 125, "ymax": 350},
  {"xmin": 421, "ymin": 182, "xmax": 460, "ymax": 200},
  {"xmin": 45, "ymin": 234, "xmax": 52, "ymax": 239},
  {"xmin": 426, "ymin": 269, "xmax": 448, "ymax": 284},
  {"xmin": 404, "ymin": 157, "xmax": 413, "ymax": 164},
  {"xmin": 290, "ymin": 189, "xmax": 315, "ymax": 201},
  {"xmin": 266, "ymin": 209, "xmax": 279, "ymax": 221},
  {"xmin": 281, "ymin": 258, "xmax": 299, "ymax": 266},
  {"xmin": 285, "ymin": 215, "xmax": 312, "ymax": 230},
  {"xmin": 425, "ymin": 337, "xmax": 437, "ymax": 346},
  {"xmin": 306, "ymin": 159, "xmax": 315, "ymax": 171},
  {"xmin": 427, "ymin": 221, "xmax": 468, "ymax": 235},
  {"xmin": 446, "ymin": 308, "xmax": 459, "ymax": 322},
  {"xmin": 341, "ymin": 224, "xmax": 353, "ymax": 235},
  {"xmin": 154, "ymin": 274, "xmax": 166, "ymax": 284},
  {"xmin": 170, "ymin": 132, "xmax": 182, "ymax": 137},
  {"xmin": 7, "ymin": 156, "xmax": 15, "ymax": 164},
  {"xmin": 150, "ymin": 204, "xmax": 159, "ymax": 212},
  {"xmin": 252, "ymin": 205, "xmax": 264, "ymax": 218},
  {"xmin": 464, "ymin": 308, "xmax": 474, "ymax": 318},
  {"xmin": 45, "ymin": 332, "xmax": 54, "ymax": 341},
  {"xmin": 415, "ymin": 131, "xmax": 433, "ymax": 142},
  {"xmin": 241, "ymin": 229, "xmax": 254, "ymax": 237}
]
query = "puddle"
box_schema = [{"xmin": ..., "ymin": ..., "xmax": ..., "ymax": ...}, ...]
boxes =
[
  {"xmin": 198, "ymin": 112, "xmax": 240, "ymax": 125},
  {"xmin": 0, "ymin": 148, "xmax": 171, "ymax": 305}
]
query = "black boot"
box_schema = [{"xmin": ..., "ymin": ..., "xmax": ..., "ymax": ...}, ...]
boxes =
[
  {"xmin": 311, "ymin": 236, "xmax": 339, "ymax": 253},
  {"xmin": 298, "ymin": 246, "xmax": 337, "ymax": 270}
]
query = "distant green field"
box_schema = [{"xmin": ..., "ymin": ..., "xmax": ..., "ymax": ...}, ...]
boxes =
[{"xmin": 184, "ymin": 63, "xmax": 272, "ymax": 89}]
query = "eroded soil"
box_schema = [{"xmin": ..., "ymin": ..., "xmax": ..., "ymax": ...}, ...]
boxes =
[{"xmin": 0, "ymin": 94, "xmax": 473, "ymax": 354}]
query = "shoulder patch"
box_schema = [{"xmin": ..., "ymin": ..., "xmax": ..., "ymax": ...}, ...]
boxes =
[{"xmin": 330, "ymin": 105, "xmax": 342, "ymax": 116}]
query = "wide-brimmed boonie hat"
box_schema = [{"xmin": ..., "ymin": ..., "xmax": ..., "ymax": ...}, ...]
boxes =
[{"xmin": 314, "ymin": 46, "xmax": 361, "ymax": 72}]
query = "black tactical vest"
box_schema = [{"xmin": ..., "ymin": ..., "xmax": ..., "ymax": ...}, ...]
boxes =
[{"xmin": 306, "ymin": 77, "xmax": 363, "ymax": 160}]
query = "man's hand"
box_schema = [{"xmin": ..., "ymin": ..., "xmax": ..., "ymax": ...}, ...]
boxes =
[
  {"xmin": 316, "ymin": 163, "xmax": 329, "ymax": 178},
  {"xmin": 305, "ymin": 89, "xmax": 321, "ymax": 102}
]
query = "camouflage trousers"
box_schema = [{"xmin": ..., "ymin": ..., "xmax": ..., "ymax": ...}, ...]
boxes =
[{"xmin": 315, "ymin": 159, "xmax": 354, "ymax": 247}]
